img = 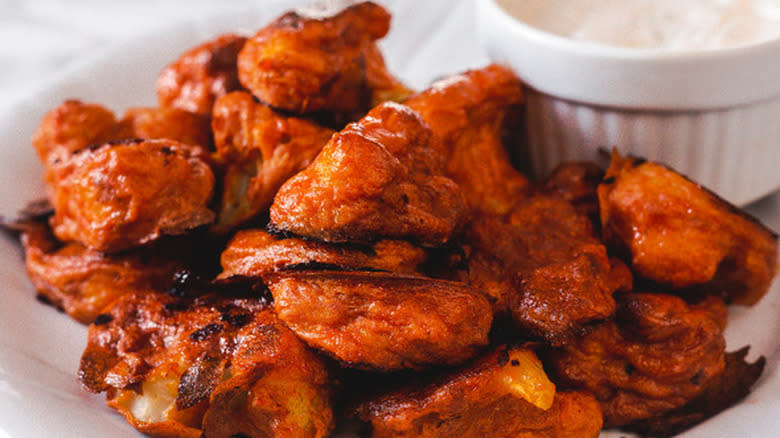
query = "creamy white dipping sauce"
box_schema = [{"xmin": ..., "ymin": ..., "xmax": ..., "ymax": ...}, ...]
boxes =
[{"xmin": 496, "ymin": 0, "xmax": 780, "ymax": 50}]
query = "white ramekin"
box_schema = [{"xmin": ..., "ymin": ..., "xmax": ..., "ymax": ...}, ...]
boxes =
[{"xmin": 476, "ymin": 0, "xmax": 780, "ymax": 206}]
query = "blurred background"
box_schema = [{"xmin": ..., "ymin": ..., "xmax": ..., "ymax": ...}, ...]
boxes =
[
  {"xmin": 0, "ymin": 0, "xmax": 273, "ymax": 106},
  {"xmin": 0, "ymin": 0, "xmax": 484, "ymax": 112}
]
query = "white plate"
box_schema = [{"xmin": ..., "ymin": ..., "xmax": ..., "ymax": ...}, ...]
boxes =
[{"xmin": 0, "ymin": 1, "xmax": 778, "ymax": 437}]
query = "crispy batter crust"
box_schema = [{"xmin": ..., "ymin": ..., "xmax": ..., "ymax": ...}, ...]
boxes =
[
  {"xmin": 79, "ymin": 291, "xmax": 334, "ymax": 438},
  {"xmin": 32, "ymin": 100, "xmax": 119, "ymax": 166},
  {"xmin": 625, "ymin": 346, "xmax": 765, "ymax": 437},
  {"xmin": 21, "ymin": 220, "xmax": 183, "ymax": 324},
  {"xmin": 266, "ymin": 271, "xmax": 492, "ymax": 371},
  {"xmin": 463, "ymin": 195, "xmax": 619, "ymax": 344},
  {"xmin": 406, "ymin": 64, "xmax": 530, "ymax": 215},
  {"xmin": 599, "ymin": 151, "xmax": 778, "ymax": 304},
  {"xmin": 218, "ymin": 229, "xmax": 427, "ymax": 278},
  {"xmin": 270, "ymin": 102, "xmax": 467, "ymax": 246},
  {"xmin": 116, "ymin": 107, "xmax": 213, "ymax": 149},
  {"xmin": 156, "ymin": 33, "xmax": 247, "ymax": 115},
  {"xmin": 547, "ymin": 292, "xmax": 726, "ymax": 427},
  {"xmin": 355, "ymin": 346, "xmax": 603, "ymax": 438},
  {"xmin": 49, "ymin": 139, "xmax": 215, "ymax": 252},
  {"xmin": 238, "ymin": 2, "xmax": 404, "ymax": 114}
]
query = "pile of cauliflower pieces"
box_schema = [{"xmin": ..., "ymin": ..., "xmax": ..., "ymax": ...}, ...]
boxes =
[{"xmin": 10, "ymin": 2, "xmax": 777, "ymax": 437}]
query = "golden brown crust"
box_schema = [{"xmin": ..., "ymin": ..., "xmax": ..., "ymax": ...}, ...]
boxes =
[
  {"xmin": 506, "ymin": 197, "xmax": 618, "ymax": 341},
  {"xmin": 156, "ymin": 33, "xmax": 247, "ymax": 115},
  {"xmin": 625, "ymin": 346, "xmax": 765, "ymax": 437},
  {"xmin": 218, "ymin": 229, "xmax": 427, "ymax": 278},
  {"xmin": 270, "ymin": 102, "xmax": 467, "ymax": 246},
  {"xmin": 546, "ymin": 292, "xmax": 726, "ymax": 427},
  {"xmin": 49, "ymin": 139, "xmax": 215, "ymax": 253},
  {"xmin": 462, "ymin": 195, "xmax": 618, "ymax": 344},
  {"xmin": 266, "ymin": 271, "xmax": 492, "ymax": 371},
  {"xmin": 599, "ymin": 151, "xmax": 778, "ymax": 305},
  {"xmin": 406, "ymin": 64, "xmax": 530, "ymax": 215},
  {"xmin": 32, "ymin": 100, "xmax": 120, "ymax": 167},
  {"xmin": 542, "ymin": 161, "xmax": 604, "ymax": 224},
  {"xmin": 211, "ymin": 91, "xmax": 334, "ymax": 232},
  {"xmin": 32, "ymin": 100, "xmax": 215, "ymax": 199},
  {"xmin": 79, "ymin": 291, "xmax": 334, "ymax": 438},
  {"xmin": 355, "ymin": 346, "xmax": 603, "ymax": 438},
  {"xmin": 237, "ymin": 1, "xmax": 394, "ymax": 114},
  {"xmin": 116, "ymin": 107, "xmax": 213, "ymax": 149},
  {"xmin": 20, "ymin": 221, "xmax": 183, "ymax": 324}
]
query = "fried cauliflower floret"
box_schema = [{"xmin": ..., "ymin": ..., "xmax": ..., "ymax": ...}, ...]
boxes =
[
  {"xmin": 463, "ymin": 195, "xmax": 619, "ymax": 344},
  {"xmin": 626, "ymin": 346, "xmax": 765, "ymax": 437},
  {"xmin": 270, "ymin": 102, "xmax": 467, "ymax": 246},
  {"xmin": 211, "ymin": 91, "xmax": 334, "ymax": 232},
  {"xmin": 218, "ymin": 229, "xmax": 427, "ymax": 279},
  {"xmin": 406, "ymin": 64, "xmax": 530, "ymax": 215},
  {"xmin": 599, "ymin": 151, "xmax": 778, "ymax": 305},
  {"xmin": 546, "ymin": 292, "xmax": 727, "ymax": 427},
  {"xmin": 115, "ymin": 107, "xmax": 213, "ymax": 149},
  {"xmin": 32, "ymin": 100, "xmax": 215, "ymax": 200},
  {"xmin": 504, "ymin": 196, "xmax": 618, "ymax": 341},
  {"xmin": 354, "ymin": 346, "xmax": 602, "ymax": 438},
  {"xmin": 156, "ymin": 33, "xmax": 247, "ymax": 115},
  {"xmin": 33, "ymin": 101, "xmax": 215, "ymax": 168},
  {"xmin": 32, "ymin": 100, "xmax": 120, "ymax": 166},
  {"xmin": 265, "ymin": 271, "xmax": 492, "ymax": 371},
  {"xmin": 19, "ymin": 220, "xmax": 184, "ymax": 324},
  {"xmin": 79, "ymin": 291, "xmax": 334, "ymax": 438},
  {"xmin": 49, "ymin": 139, "xmax": 215, "ymax": 253},
  {"xmin": 237, "ymin": 1, "xmax": 410, "ymax": 114}
]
